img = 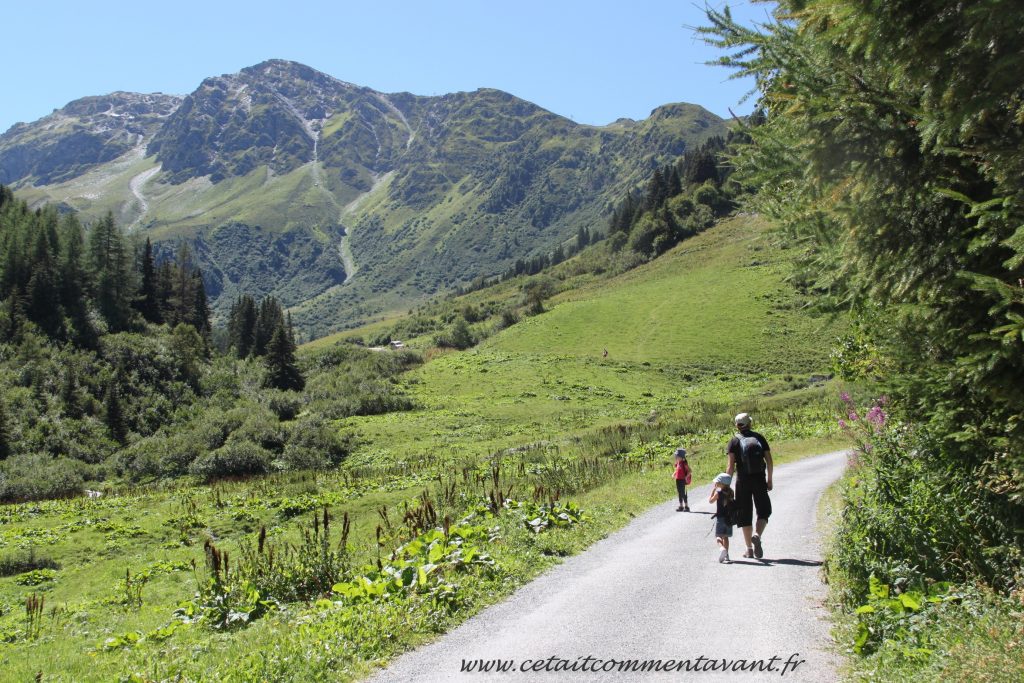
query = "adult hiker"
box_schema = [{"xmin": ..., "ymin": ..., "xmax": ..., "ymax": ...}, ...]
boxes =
[{"xmin": 725, "ymin": 412, "xmax": 773, "ymax": 559}]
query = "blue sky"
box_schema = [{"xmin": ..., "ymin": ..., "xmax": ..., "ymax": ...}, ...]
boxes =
[{"xmin": 0, "ymin": 1, "xmax": 770, "ymax": 133}]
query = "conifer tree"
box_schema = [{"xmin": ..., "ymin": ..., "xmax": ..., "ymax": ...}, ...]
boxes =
[
  {"xmin": 189, "ymin": 269, "xmax": 211, "ymax": 340},
  {"xmin": 228, "ymin": 295, "xmax": 257, "ymax": 358},
  {"xmin": 135, "ymin": 237, "xmax": 162, "ymax": 324},
  {"xmin": 262, "ymin": 321, "xmax": 304, "ymax": 391},
  {"xmin": 57, "ymin": 214, "xmax": 94, "ymax": 346},
  {"xmin": 88, "ymin": 212, "xmax": 133, "ymax": 331},
  {"xmin": 103, "ymin": 381, "xmax": 127, "ymax": 444}
]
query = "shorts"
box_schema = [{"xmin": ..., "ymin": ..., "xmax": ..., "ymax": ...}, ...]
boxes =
[
  {"xmin": 714, "ymin": 517, "xmax": 733, "ymax": 538},
  {"xmin": 735, "ymin": 472, "xmax": 772, "ymax": 527}
]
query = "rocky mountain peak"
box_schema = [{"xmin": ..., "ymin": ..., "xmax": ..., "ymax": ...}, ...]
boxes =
[{"xmin": 0, "ymin": 91, "xmax": 182, "ymax": 185}]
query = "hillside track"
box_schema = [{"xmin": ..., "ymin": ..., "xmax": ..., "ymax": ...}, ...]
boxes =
[{"xmin": 369, "ymin": 451, "xmax": 846, "ymax": 682}]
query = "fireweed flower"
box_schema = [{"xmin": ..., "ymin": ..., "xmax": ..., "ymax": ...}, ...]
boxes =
[{"xmin": 866, "ymin": 405, "xmax": 887, "ymax": 430}]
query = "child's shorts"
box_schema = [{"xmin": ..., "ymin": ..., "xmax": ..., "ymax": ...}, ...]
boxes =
[{"xmin": 715, "ymin": 518, "xmax": 733, "ymax": 538}]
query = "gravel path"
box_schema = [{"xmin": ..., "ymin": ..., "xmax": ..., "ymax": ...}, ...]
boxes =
[{"xmin": 368, "ymin": 451, "xmax": 847, "ymax": 682}]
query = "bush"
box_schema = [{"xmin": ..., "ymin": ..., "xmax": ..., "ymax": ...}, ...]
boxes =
[
  {"xmin": 230, "ymin": 412, "xmax": 286, "ymax": 454},
  {"xmin": 0, "ymin": 453, "xmax": 85, "ymax": 502},
  {"xmin": 189, "ymin": 441, "xmax": 273, "ymax": 481},
  {"xmin": 278, "ymin": 417, "xmax": 349, "ymax": 471},
  {"xmin": 833, "ymin": 422, "xmax": 1022, "ymax": 604},
  {"xmin": 498, "ymin": 308, "xmax": 520, "ymax": 330},
  {"xmin": 265, "ymin": 391, "xmax": 303, "ymax": 421}
]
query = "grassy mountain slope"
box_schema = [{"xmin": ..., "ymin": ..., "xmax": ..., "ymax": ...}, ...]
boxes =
[{"xmin": 334, "ymin": 213, "xmax": 838, "ymax": 465}]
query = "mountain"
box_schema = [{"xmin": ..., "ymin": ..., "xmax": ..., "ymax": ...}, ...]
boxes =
[{"xmin": 0, "ymin": 60, "xmax": 728, "ymax": 338}]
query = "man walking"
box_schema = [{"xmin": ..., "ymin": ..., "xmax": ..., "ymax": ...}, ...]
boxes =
[{"xmin": 726, "ymin": 412, "xmax": 773, "ymax": 559}]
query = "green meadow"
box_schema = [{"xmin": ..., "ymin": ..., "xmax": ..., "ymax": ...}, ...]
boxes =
[{"xmin": 0, "ymin": 214, "xmax": 846, "ymax": 680}]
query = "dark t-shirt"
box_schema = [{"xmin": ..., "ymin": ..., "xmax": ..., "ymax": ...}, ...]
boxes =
[{"xmin": 727, "ymin": 429, "xmax": 771, "ymax": 474}]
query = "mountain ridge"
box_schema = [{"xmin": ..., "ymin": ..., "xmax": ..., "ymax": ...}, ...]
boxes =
[{"xmin": 0, "ymin": 59, "xmax": 729, "ymax": 338}]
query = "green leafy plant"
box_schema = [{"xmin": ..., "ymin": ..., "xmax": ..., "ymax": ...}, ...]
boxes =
[{"xmin": 852, "ymin": 575, "xmax": 959, "ymax": 658}]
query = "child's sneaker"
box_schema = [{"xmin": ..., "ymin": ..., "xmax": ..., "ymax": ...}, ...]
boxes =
[
  {"xmin": 751, "ymin": 534, "xmax": 763, "ymax": 559},
  {"xmin": 718, "ymin": 548, "xmax": 729, "ymax": 563},
  {"xmin": 743, "ymin": 548, "xmax": 755, "ymax": 558}
]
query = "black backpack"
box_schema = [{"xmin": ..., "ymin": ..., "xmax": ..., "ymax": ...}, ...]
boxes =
[{"xmin": 735, "ymin": 433, "xmax": 766, "ymax": 475}]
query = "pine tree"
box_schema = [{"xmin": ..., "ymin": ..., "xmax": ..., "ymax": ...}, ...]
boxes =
[
  {"xmin": 103, "ymin": 381, "xmax": 127, "ymax": 444},
  {"xmin": 262, "ymin": 321, "xmax": 304, "ymax": 391},
  {"xmin": 253, "ymin": 296, "xmax": 284, "ymax": 357},
  {"xmin": 228, "ymin": 295, "xmax": 257, "ymax": 358},
  {"xmin": 60, "ymin": 370, "xmax": 83, "ymax": 419},
  {"xmin": 57, "ymin": 214, "xmax": 94, "ymax": 346},
  {"xmin": 26, "ymin": 228, "xmax": 62, "ymax": 337},
  {"xmin": 156, "ymin": 260, "xmax": 175, "ymax": 322},
  {"xmin": 189, "ymin": 269, "xmax": 211, "ymax": 339},
  {"xmin": 644, "ymin": 168, "xmax": 669, "ymax": 210},
  {"xmin": 135, "ymin": 237, "xmax": 162, "ymax": 324},
  {"xmin": 667, "ymin": 166, "xmax": 683, "ymax": 197},
  {"xmin": 88, "ymin": 212, "xmax": 133, "ymax": 331}
]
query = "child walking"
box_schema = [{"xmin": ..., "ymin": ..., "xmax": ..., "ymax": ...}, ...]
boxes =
[
  {"xmin": 709, "ymin": 473, "xmax": 734, "ymax": 563},
  {"xmin": 673, "ymin": 448, "xmax": 692, "ymax": 511}
]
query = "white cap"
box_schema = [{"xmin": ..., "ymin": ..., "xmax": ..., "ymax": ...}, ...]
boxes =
[
  {"xmin": 714, "ymin": 473, "xmax": 732, "ymax": 486},
  {"xmin": 734, "ymin": 413, "xmax": 752, "ymax": 429}
]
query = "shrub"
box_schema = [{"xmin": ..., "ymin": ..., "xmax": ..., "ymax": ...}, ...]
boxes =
[
  {"xmin": 833, "ymin": 422, "xmax": 1022, "ymax": 604},
  {"xmin": 0, "ymin": 453, "xmax": 85, "ymax": 502},
  {"xmin": 265, "ymin": 391, "xmax": 303, "ymax": 421},
  {"xmin": 189, "ymin": 441, "xmax": 272, "ymax": 481},
  {"xmin": 279, "ymin": 417, "xmax": 349, "ymax": 471},
  {"xmin": 229, "ymin": 412, "xmax": 286, "ymax": 454}
]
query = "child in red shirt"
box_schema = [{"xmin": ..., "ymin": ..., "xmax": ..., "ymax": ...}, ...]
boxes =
[{"xmin": 673, "ymin": 448, "xmax": 692, "ymax": 511}]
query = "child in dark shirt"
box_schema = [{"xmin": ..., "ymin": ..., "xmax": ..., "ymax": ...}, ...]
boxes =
[{"xmin": 709, "ymin": 472, "xmax": 735, "ymax": 563}]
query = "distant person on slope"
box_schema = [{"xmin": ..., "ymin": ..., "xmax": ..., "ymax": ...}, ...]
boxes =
[
  {"xmin": 726, "ymin": 412, "xmax": 773, "ymax": 559},
  {"xmin": 672, "ymin": 448, "xmax": 692, "ymax": 511}
]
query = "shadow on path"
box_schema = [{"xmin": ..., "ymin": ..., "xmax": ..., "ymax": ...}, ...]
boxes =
[{"xmin": 763, "ymin": 558, "xmax": 823, "ymax": 567}]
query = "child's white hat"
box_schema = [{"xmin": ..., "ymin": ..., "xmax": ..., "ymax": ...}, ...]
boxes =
[{"xmin": 713, "ymin": 473, "xmax": 732, "ymax": 486}]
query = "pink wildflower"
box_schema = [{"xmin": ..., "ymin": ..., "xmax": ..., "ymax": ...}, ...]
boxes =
[{"xmin": 866, "ymin": 405, "xmax": 887, "ymax": 429}]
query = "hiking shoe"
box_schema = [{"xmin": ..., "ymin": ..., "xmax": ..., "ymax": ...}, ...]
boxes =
[
  {"xmin": 683, "ymin": 505, "xmax": 690, "ymax": 512},
  {"xmin": 676, "ymin": 505, "xmax": 684, "ymax": 512},
  {"xmin": 752, "ymin": 535, "xmax": 763, "ymax": 559},
  {"xmin": 718, "ymin": 548, "xmax": 729, "ymax": 563},
  {"xmin": 743, "ymin": 548, "xmax": 755, "ymax": 559}
]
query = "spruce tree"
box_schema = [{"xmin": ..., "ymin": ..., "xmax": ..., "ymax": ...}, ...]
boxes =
[
  {"xmin": 189, "ymin": 269, "xmax": 211, "ymax": 339},
  {"xmin": 103, "ymin": 381, "xmax": 127, "ymax": 444},
  {"xmin": 57, "ymin": 214, "xmax": 94, "ymax": 346},
  {"xmin": 262, "ymin": 321, "xmax": 304, "ymax": 391},
  {"xmin": 88, "ymin": 212, "xmax": 133, "ymax": 331},
  {"xmin": 135, "ymin": 237, "xmax": 162, "ymax": 324},
  {"xmin": 228, "ymin": 295, "xmax": 257, "ymax": 358}
]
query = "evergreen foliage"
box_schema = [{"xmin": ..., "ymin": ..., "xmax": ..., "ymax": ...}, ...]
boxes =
[
  {"xmin": 0, "ymin": 189, "xmax": 210, "ymax": 343},
  {"xmin": 701, "ymin": 1, "xmax": 1024, "ymax": 592},
  {"xmin": 263, "ymin": 322, "xmax": 305, "ymax": 391},
  {"xmin": 604, "ymin": 136, "xmax": 739, "ymax": 261}
]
